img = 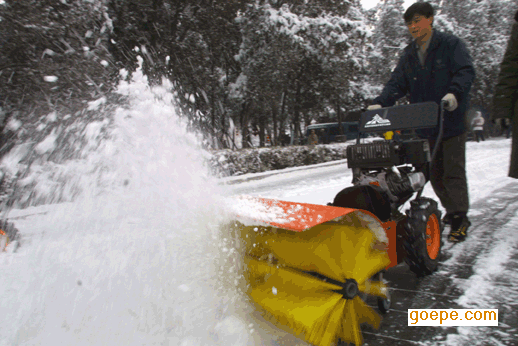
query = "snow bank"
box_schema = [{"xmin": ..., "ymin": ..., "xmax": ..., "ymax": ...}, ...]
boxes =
[{"xmin": 210, "ymin": 142, "xmax": 353, "ymax": 177}]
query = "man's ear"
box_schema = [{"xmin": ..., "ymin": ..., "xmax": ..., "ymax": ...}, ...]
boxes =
[{"xmin": 429, "ymin": 15, "xmax": 434, "ymax": 27}]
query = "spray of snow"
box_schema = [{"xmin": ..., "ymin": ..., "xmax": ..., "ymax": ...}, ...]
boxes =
[{"xmin": 0, "ymin": 61, "xmax": 257, "ymax": 346}]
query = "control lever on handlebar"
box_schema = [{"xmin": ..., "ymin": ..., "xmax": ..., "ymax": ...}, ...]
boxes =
[{"xmin": 416, "ymin": 100, "xmax": 446, "ymax": 199}]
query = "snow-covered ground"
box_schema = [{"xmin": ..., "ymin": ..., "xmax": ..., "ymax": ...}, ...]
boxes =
[{"xmin": 0, "ymin": 68, "xmax": 517, "ymax": 346}]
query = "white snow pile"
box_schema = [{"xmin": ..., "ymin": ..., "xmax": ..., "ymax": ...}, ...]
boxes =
[
  {"xmin": 226, "ymin": 195, "xmax": 292, "ymax": 227},
  {"xmin": 226, "ymin": 195, "xmax": 326, "ymax": 230}
]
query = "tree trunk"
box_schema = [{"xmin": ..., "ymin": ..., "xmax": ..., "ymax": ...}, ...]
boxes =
[
  {"xmin": 240, "ymin": 102, "xmax": 250, "ymax": 148},
  {"xmin": 278, "ymin": 91, "xmax": 287, "ymax": 143},
  {"xmin": 293, "ymin": 82, "xmax": 302, "ymax": 144},
  {"xmin": 303, "ymin": 111, "xmax": 310, "ymax": 133},
  {"xmin": 259, "ymin": 115, "xmax": 265, "ymax": 147},
  {"xmin": 211, "ymin": 62, "xmax": 216, "ymax": 131},
  {"xmin": 271, "ymin": 100, "xmax": 278, "ymax": 146},
  {"xmin": 242, "ymin": 123, "xmax": 250, "ymax": 148}
]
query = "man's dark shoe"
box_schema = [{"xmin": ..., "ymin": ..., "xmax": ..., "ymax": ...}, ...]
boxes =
[{"xmin": 448, "ymin": 213, "xmax": 470, "ymax": 242}]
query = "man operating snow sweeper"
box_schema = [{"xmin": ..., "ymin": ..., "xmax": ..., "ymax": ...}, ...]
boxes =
[{"xmin": 367, "ymin": 2, "xmax": 476, "ymax": 243}]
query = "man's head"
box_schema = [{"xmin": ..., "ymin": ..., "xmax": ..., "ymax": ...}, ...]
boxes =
[{"xmin": 404, "ymin": 2, "xmax": 434, "ymax": 43}]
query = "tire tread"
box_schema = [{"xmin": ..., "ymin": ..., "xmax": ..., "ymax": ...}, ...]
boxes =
[{"xmin": 403, "ymin": 197, "xmax": 442, "ymax": 277}]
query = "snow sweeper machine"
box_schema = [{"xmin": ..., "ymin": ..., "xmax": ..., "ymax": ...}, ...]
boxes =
[{"xmin": 226, "ymin": 101, "xmax": 447, "ymax": 346}]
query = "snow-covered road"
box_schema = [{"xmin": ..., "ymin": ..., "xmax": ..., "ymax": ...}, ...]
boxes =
[{"xmin": 227, "ymin": 137, "xmax": 514, "ymax": 211}]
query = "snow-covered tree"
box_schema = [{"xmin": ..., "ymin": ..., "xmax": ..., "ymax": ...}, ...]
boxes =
[
  {"xmin": 107, "ymin": 0, "xmax": 246, "ymax": 148},
  {"xmin": 233, "ymin": 0, "xmax": 373, "ymax": 146},
  {"xmin": 370, "ymin": 0, "xmax": 409, "ymax": 85},
  {"xmin": 441, "ymin": 0, "xmax": 515, "ymax": 111}
]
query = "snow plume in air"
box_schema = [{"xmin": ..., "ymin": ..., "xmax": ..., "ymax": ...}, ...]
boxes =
[{"xmin": 0, "ymin": 60, "xmax": 252, "ymax": 346}]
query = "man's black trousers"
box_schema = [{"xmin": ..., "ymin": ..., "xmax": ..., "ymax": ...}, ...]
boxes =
[{"xmin": 428, "ymin": 133, "xmax": 469, "ymax": 215}]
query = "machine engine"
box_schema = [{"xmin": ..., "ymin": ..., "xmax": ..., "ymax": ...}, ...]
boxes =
[
  {"xmin": 354, "ymin": 168, "xmax": 426, "ymax": 205},
  {"xmin": 346, "ymin": 139, "xmax": 431, "ymax": 209}
]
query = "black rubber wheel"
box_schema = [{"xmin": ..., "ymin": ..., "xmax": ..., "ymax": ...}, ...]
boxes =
[
  {"xmin": 375, "ymin": 271, "xmax": 391, "ymax": 314},
  {"xmin": 403, "ymin": 197, "xmax": 443, "ymax": 277}
]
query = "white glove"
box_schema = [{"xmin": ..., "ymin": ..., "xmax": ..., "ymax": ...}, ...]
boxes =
[
  {"xmin": 367, "ymin": 104, "xmax": 382, "ymax": 110},
  {"xmin": 441, "ymin": 93, "xmax": 458, "ymax": 112}
]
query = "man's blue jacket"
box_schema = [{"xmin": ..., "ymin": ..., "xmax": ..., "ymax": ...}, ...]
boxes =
[{"xmin": 372, "ymin": 30, "xmax": 476, "ymax": 139}]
